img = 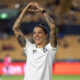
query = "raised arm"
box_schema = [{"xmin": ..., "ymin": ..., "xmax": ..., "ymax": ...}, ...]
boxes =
[
  {"xmin": 43, "ymin": 12, "xmax": 57, "ymax": 48},
  {"xmin": 12, "ymin": 2, "xmax": 33, "ymax": 48},
  {"xmin": 31, "ymin": 2, "xmax": 57, "ymax": 48}
]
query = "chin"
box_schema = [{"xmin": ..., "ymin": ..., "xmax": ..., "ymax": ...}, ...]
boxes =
[
  {"xmin": 35, "ymin": 41, "xmax": 41, "ymax": 45},
  {"xmin": 35, "ymin": 42, "xmax": 41, "ymax": 45}
]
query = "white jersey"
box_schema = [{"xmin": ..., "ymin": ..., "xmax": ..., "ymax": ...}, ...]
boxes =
[{"xmin": 24, "ymin": 40, "xmax": 57, "ymax": 80}]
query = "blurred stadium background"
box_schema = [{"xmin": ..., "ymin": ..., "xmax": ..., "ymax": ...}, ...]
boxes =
[{"xmin": 0, "ymin": 0, "xmax": 80, "ymax": 80}]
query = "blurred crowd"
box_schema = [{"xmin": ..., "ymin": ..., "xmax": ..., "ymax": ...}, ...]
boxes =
[{"xmin": 0, "ymin": 0, "xmax": 80, "ymax": 24}]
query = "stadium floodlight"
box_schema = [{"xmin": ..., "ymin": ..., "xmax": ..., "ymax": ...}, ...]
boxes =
[{"xmin": 0, "ymin": 13, "xmax": 8, "ymax": 19}]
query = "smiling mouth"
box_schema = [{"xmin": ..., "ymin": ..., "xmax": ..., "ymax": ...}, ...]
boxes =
[{"xmin": 35, "ymin": 37, "xmax": 40, "ymax": 40}]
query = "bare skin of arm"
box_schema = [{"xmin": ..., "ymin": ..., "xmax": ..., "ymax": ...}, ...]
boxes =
[
  {"xmin": 32, "ymin": 2, "xmax": 57, "ymax": 48},
  {"xmin": 43, "ymin": 13, "xmax": 57, "ymax": 48},
  {"xmin": 12, "ymin": 2, "xmax": 33, "ymax": 48}
]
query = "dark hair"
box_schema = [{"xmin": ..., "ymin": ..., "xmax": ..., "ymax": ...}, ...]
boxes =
[{"xmin": 36, "ymin": 24, "xmax": 48, "ymax": 34}]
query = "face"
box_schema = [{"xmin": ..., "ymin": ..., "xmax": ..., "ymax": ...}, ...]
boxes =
[{"xmin": 33, "ymin": 27, "xmax": 48, "ymax": 46}]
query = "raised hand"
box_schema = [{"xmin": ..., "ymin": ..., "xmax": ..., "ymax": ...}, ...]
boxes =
[
  {"xmin": 22, "ymin": 2, "xmax": 35, "ymax": 12},
  {"xmin": 24, "ymin": 2, "xmax": 44, "ymax": 13},
  {"xmin": 31, "ymin": 2, "xmax": 44, "ymax": 11}
]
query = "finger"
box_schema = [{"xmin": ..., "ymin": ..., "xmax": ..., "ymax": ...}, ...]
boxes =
[
  {"xmin": 28, "ymin": 2, "xmax": 36, "ymax": 6},
  {"xmin": 28, "ymin": 9, "xmax": 39, "ymax": 13},
  {"xmin": 31, "ymin": 2, "xmax": 38, "ymax": 5},
  {"xmin": 28, "ymin": 9, "xmax": 38, "ymax": 12},
  {"xmin": 26, "ymin": 2, "xmax": 34, "ymax": 8},
  {"xmin": 35, "ymin": 9, "xmax": 40, "ymax": 12},
  {"xmin": 27, "ymin": 2, "xmax": 37, "ymax": 8}
]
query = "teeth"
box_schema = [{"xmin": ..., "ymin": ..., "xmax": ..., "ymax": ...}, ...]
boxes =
[{"xmin": 36, "ymin": 37, "xmax": 40, "ymax": 40}]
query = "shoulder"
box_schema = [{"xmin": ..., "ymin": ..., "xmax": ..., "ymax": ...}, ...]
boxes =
[
  {"xmin": 45, "ymin": 42, "xmax": 58, "ymax": 51},
  {"xmin": 23, "ymin": 40, "xmax": 36, "ymax": 55},
  {"xmin": 24, "ymin": 39, "xmax": 35, "ymax": 49}
]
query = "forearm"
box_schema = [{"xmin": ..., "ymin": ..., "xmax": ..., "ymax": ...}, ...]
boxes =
[
  {"xmin": 43, "ymin": 11, "xmax": 57, "ymax": 47},
  {"xmin": 13, "ymin": 10, "xmax": 26, "ymax": 31},
  {"xmin": 43, "ymin": 12, "xmax": 55, "ymax": 29},
  {"xmin": 12, "ymin": 10, "xmax": 27, "ymax": 48},
  {"xmin": 50, "ymin": 27, "xmax": 57, "ymax": 48}
]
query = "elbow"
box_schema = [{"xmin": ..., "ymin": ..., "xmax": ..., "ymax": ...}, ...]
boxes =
[
  {"xmin": 12, "ymin": 27, "xmax": 15, "ymax": 31},
  {"xmin": 12, "ymin": 27, "xmax": 14, "ymax": 30},
  {"xmin": 12, "ymin": 26, "xmax": 18, "ymax": 31}
]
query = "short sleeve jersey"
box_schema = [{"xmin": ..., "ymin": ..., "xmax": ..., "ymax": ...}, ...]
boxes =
[{"xmin": 24, "ymin": 40, "xmax": 57, "ymax": 80}]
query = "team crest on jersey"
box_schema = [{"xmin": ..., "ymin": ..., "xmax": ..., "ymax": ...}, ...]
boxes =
[
  {"xmin": 33, "ymin": 47, "xmax": 48, "ymax": 54},
  {"xmin": 33, "ymin": 50, "xmax": 36, "ymax": 54},
  {"xmin": 42, "ymin": 47, "xmax": 48, "ymax": 53}
]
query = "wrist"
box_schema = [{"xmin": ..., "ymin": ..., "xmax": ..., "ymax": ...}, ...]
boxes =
[{"xmin": 41, "ymin": 9, "xmax": 47, "ymax": 14}]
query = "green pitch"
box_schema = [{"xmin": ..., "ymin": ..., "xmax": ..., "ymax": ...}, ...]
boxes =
[{"xmin": 1, "ymin": 75, "xmax": 80, "ymax": 80}]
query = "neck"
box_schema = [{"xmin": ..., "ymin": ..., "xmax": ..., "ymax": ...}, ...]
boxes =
[
  {"xmin": 36, "ymin": 40, "xmax": 49, "ymax": 48},
  {"xmin": 36, "ymin": 44, "xmax": 45, "ymax": 48}
]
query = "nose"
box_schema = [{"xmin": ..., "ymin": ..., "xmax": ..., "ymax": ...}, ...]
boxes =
[
  {"xmin": 33, "ymin": 32, "xmax": 38, "ymax": 38},
  {"xmin": 35, "ymin": 32, "xmax": 39, "ymax": 37}
]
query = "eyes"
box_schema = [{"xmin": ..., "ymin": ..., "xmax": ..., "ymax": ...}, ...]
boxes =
[
  {"xmin": 33, "ymin": 31, "xmax": 44, "ymax": 35},
  {"xmin": 33, "ymin": 27, "xmax": 46, "ymax": 35}
]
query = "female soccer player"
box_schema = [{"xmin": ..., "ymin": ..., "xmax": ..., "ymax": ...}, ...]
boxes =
[{"xmin": 12, "ymin": 2, "xmax": 57, "ymax": 80}]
